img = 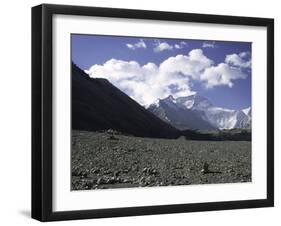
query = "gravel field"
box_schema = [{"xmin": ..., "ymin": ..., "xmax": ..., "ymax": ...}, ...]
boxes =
[{"xmin": 71, "ymin": 130, "xmax": 251, "ymax": 190}]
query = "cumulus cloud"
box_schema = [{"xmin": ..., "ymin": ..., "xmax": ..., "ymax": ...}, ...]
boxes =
[
  {"xmin": 153, "ymin": 40, "xmax": 187, "ymax": 52},
  {"xmin": 153, "ymin": 40, "xmax": 174, "ymax": 52},
  {"xmin": 159, "ymin": 49, "xmax": 213, "ymax": 80},
  {"xmin": 200, "ymin": 63, "xmax": 247, "ymax": 88},
  {"xmin": 126, "ymin": 39, "xmax": 146, "ymax": 50},
  {"xmin": 225, "ymin": 52, "xmax": 251, "ymax": 68},
  {"xmin": 174, "ymin": 41, "xmax": 187, "ymax": 49},
  {"xmin": 202, "ymin": 41, "xmax": 216, "ymax": 48},
  {"xmin": 239, "ymin": 51, "xmax": 250, "ymax": 58},
  {"xmin": 86, "ymin": 49, "xmax": 249, "ymax": 106}
]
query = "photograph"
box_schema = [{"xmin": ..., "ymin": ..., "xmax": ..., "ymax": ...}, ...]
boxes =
[
  {"xmin": 30, "ymin": 3, "xmax": 274, "ymax": 221},
  {"xmin": 71, "ymin": 34, "xmax": 252, "ymax": 190}
]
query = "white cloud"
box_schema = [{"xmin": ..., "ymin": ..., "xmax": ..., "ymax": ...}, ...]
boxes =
[
  {"xmin": 126, "ymin": 39, "xmax": 146, "ymax": 50},
  {"xmin": 154, "ymin": 40, "xmax": 187, "ymax": 52},
  {"xmin": 153, "ymin": 41, "xmax": 173, "ymax": 52},
  {"xmin": 159, "ymin": 49, "xmax": 213, "ymax": 80},
  {"xmin": 200, "ymin": 63, "xmax": 248, "ymax": 88},
  {"xmin": 239, "ymin": 51, "xmax": 250, "ymax": 58},
  {"xmin": 202, "ymin": 41, "xmax": 216, "ymax": 48},
  {"xmin": 225, "ymin": 52, "xmax": 251, "ymax": 68},
  {"xmin": 86, "ymin": 49, "xmax": 249, "ymax": 106},
  {"xmin": 174, "ymin": 41, "xmax": 187, "ymax": 49}
]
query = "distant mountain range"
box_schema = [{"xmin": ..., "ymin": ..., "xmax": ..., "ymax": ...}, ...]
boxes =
[
  {"xmin": 148, "ymin": 94, "xmax": 251, "ymax": 131},
  {"xmin": 72, "ymin": 62, "xmax": 251, "ymax": 140}
]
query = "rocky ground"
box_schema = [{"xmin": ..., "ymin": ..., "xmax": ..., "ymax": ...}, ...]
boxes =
[{"xmin": 71, "ymin": 130, "xmax": 251, "ymax": 190}]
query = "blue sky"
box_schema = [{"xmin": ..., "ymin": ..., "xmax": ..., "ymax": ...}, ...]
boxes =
[{"xmin": 72, "ymin": 34, "xmax": 251, "ymax": 110}]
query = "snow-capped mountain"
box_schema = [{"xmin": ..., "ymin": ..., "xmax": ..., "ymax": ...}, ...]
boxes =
[
  {"xmin": 148, "ymin": 94, "xmax": 251, "ymax": 130},
  {"xmin": 241, "ymin": 107, "xmax": 252, "ymax": 128},
  {"xmin": 148, "ymin": 95, "xmax": 215, "ymax": 130},
  {"xmin": 242, "ymin": 107, "xmax": 251, "ymax": 116}
]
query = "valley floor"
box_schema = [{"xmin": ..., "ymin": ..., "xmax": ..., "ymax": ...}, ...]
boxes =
[{"xmin": 71, "ymin": 130, "xmax": 251, "ymax": 190}]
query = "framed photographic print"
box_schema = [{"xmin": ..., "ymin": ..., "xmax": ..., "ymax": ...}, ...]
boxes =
[{"xmin": 32, "ymin": 4, "xmax": 274, "ymax": 221}]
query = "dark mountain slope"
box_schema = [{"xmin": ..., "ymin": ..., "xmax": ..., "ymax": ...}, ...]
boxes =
[{"xmin": 72, "ymin": 63, "xmax": 179, "ymax": 138}]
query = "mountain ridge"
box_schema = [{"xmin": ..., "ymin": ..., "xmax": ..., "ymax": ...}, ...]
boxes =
[
  {"xmin": 148, "ymin": 94, "xmax": 251, "ymax": 130},
  {"xmin": 148, "ymin": 95, "xmax": 215, "ymax": 130},
  {"xmin": 72, "ymin": 62, "xmax": 179, "ymax": 139}
]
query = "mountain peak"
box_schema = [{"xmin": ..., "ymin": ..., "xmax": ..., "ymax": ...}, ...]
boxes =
[
  {"xmin": 157, "ymin": 95, "xmax": 176, "ymax": 104},
  {"xmin": 148, "ymin": 93, "xmax": 251, "ymax": 130},
  {"xmin": 156, "ymin": 95, "xmax": 179, "ymax": 111},
  {"xmin": 163, "ymin": 95, "xmax": 175, "ymax": 101},
  {"xmin": 242, "ymin": 107, "xmax": 251, "ymax": 116},
  {"xmin": 176, "ymin": 94, "xmax": 213, "ymax": 110}
]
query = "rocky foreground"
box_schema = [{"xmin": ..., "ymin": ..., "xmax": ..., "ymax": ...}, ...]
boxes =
[{"xmin": 71, "ymin": 130, "xmax": 251, "ymax": 190}]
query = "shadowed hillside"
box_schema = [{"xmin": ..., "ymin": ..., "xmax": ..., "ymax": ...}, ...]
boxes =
[{"xmin": 72, "ymin": 63, "xmax": 179, "ymax": 138}]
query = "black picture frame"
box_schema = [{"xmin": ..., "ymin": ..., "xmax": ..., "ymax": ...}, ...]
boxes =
[{"xmin": 32, "ymin": 4, "xmax": 274, "ymax": 222}]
